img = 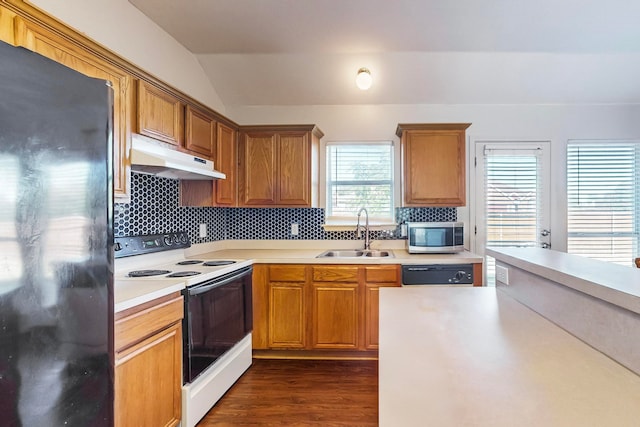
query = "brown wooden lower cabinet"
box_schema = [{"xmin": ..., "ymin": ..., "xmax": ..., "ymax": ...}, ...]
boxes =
[
  {"xmin": 268, "ymin": 282, "xmax": 306, "ymax": 348},
  {"xmin": 364, "ymin": 284, "xmax": 384, "ymax": 349},
  {"xmin": 312, "ymin": 282, "xmax": 359, "ymax": 349},
  {"xmin": 253, "ymin": 264, "xmax": 400, "ymax": 357},
  {"xmin": 114, "ymin": 293, "xmax": 183, "ymax": 427}
]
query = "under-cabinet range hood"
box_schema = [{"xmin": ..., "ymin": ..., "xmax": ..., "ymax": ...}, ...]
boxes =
[{"xmin": 130, "ymin": 134, "xmax": 226, "ymax": 180}]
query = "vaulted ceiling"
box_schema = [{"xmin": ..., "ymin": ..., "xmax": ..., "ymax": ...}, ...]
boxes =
[{"xmin": 129, "ymin": 0, "xmax": 640, "ymax": 106}]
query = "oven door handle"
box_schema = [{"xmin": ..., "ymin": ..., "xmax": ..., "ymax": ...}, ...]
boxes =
[{"xmin": 187, "ymin": 269, "xmax": 250, "ymax": 296}]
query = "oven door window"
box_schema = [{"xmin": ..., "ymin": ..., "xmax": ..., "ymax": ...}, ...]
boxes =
[{"xmin": 184, "ymin": 269, "xmax": 252, "ymax": 383}]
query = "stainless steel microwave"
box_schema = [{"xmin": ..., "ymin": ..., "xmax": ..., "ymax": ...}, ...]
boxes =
[{"xmin": 406, "ymin": 222, "xmax": 464, "ymax": 253}]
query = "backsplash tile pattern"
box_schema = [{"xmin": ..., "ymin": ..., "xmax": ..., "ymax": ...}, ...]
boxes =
[
  {"xmin": 114, "ymin": 173, "xmax": 226, "ymax": 244},
  {"xmin": 396, "ymin": 207, "xmax": 457, "ymax": 224},
  {"xmin": 114, "ymin": 173, "xmax": 457, "ymax": 242},
  {"xmin": 227, "ymin": 207, "xmax": 325, "ymax": 240}
]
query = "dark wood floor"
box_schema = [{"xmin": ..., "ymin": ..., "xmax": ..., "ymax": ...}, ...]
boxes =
[{"xmin": 197, "ymin": 358, "xmax": 378, "ymax": 426}]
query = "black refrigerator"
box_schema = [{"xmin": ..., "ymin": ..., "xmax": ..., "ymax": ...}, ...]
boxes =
[{"xmin": 0, "ymin": 41, "xmax": 114, "ymax": 426}]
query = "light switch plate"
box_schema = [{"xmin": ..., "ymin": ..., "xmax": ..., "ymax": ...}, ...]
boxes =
[
  {"xmin": 199, "ymin": 223, "xmax": 207, "ymax": 238},
  {"xmin": 291, "ymin": 223, "xmax": 299, "ymax": 236},
  {"xmin": 496, "ymin": 265, "xmax": 509, "ymax": 285}
]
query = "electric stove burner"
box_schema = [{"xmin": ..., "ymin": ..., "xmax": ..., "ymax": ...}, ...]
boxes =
[
  {"xmin": 166, "ymin": 271, "xmax": 202, "ymax": 278},
  {"xmin": 202, "ymin": 260, "xmax": 237, "ymax": 267},
  {"xmin": 177, "ymin": 260, "xmax": 203, "ymax": 265},
  {"xmin": 128, "ymin": 269, "xmax": 171, "ymax": 278}
]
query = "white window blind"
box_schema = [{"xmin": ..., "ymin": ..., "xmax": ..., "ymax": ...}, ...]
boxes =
[
  {"xmin": 326, "ymin": 142, "xmax": 393, "ymax": 219},
  {"xmin": 567, "ymin": 142, "xmax": 640, "ymax": 266},
  {"xmin": 484, "ymin": 146, "xmax": 544, "ymax": 250}
]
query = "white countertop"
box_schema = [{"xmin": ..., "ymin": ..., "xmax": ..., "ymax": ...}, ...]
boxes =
[
  {"xmin": 114, "ymin": 278, "xmax": 186, "ymax": 313},
  {"xmin": 114, "ymin": 240, "xmax": 482, "ymax": 312},
  {"xmin": 189, "ymin": 248, "xmax": 482, "ymax": 265},
  {"xmin": 379, "ymin": 287, "xmax": 640, "ymax": 426},
  {"xmin": 486, "ymin": 247, "xmax": 640, "ymax": 314}
]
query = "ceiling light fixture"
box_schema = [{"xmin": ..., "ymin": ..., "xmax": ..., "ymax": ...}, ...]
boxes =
[{"xmin": 355, "ymin": 67, "xmax": 372, "ymax": 90}]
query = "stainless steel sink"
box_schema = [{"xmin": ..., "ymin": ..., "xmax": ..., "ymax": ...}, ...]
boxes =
[
  {"xmin": 316, "ymin": 249, "xmax": 394, "ymax": 258},
  {"xmin": 363, "ymin": 250, "xmax": 392, "ymax": 258}
]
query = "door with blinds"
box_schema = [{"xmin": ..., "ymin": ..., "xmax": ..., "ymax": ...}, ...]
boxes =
[{"xmin": 474, "ymin": 142, "xmax": 551, "ymax": 285}]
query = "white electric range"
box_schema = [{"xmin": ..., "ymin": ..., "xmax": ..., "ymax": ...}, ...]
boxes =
[{"xmin": 114, "ymin": 232, "xmax": 253, "ymax": 427}]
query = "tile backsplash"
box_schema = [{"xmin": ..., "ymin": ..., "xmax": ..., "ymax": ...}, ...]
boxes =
[{"xmin": 114, "ymin": 173, "xmax": 457, "ymax": 243}]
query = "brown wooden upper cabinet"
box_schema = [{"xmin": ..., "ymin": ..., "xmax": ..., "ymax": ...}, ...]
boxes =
[
  {"xmin": 397, "ymin": 123, "xmax": 471, "ymax": 207},
  {"xmin": 0, "ymin": 7, "xmax": 16, "ymax": 44},
  {"xmin": 214, "ymin": 121, "xmax": 237, "ymax": 206},
  {"xmin": 12, "ymin": 16, "xmax": 133, "ymax": 202},
  {"xmin": 238, "ymin": 125, "xmax": 322, "ymax": 207},
  {"xmin": 184, "ymin": 104, "xmax": 215, "ymax": 158},
  {"xmin": 179, "ymin": 120, "xmax": 239, "ymax": 207},
  {"xmin": 137, "ymin": 80, "xmax": 184, "ymax": 147}
]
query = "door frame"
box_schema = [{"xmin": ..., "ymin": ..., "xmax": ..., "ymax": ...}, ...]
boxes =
[{"xmin": 469, "ymin": 139, "xmax": 552, "ymax": 283}]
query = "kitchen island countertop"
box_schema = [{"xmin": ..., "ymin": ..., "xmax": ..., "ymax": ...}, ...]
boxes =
[
  {"xmin": 379, "ymin": 286, "xmax": 640, "ymax": 426},
  {"xmin": 486, "ymin": 247, "xmax": 640, "ymax": 315}
]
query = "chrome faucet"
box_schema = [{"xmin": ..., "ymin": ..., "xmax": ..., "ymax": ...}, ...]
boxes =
[{"xmin": 356, "ymin": 207, "xmax": 371, "ymax": 250}]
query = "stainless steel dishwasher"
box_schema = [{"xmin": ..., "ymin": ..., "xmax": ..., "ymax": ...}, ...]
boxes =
[{"xmin": 401, "ymin": 264, "xmax": 474, "ymax": 286}]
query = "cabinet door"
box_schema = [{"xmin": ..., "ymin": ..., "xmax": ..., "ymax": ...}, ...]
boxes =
[
  {"xmin": 311, "ymin": 266, "xmax": 359, "ymax": 349},
  {"xmin": 251, "ymin": 265, "xmax": 269, "ymax": 349},
  {"xmin": 400, "ymin": 124, "xmax": 470, "ymax": 207},
  {"xmin": 115, "ymin": 322, "xmax": 182, "ymax": 427},
  {"xmin": 185, "ymin": 104, "xmax": 215, "ymax": 158},
  {"xmin": 14, "ymin": 17, "xmax": 133, "ymax": 201},
  {"xmin": 215, "ymin": 122, "xmax": 237, "ymax": 206},
  {"xmin": 363, "ymin": 283, "xmax": 402, "ymax": 349},
  {"xmin": 266, "ymin": 265, "xmax": 307, "ymax": 348},
  {"xmin": 0, "ymin": 7, "xmax": 16, "ymax": 44},
  {"xmin": 363, "ymin": 266, "xmax": 400, "ymax": 350},
  {"xmin": 137, "ymin": 80, "xmax": 184, "ymax": 147},
  {"xmin": 278, "ymin": 132, "xmax": 311, "ymax": 205},
  {"xmin": 268, "ymin": 282, "xmax": 306, "ymax": 348},
  {"xmin": 364, "ymin": 284, "xmax": 382, "ymax": 349},
  {"xmin": 312, "ymin": 283, "xmax": 359, "ymax": 349},
  {"xmin": 239, "ymin": 132, "xmax": 277, "ymax": 206}
]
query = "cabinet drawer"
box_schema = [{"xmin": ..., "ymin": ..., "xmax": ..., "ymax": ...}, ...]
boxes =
[
  {"xmin": 269, "ymin": 265, "xmax": 306, "ymax": 282},
  {"xmin": 115, "ymin": 294, "xmax": 183, "ymax": 353},
  {"xmin": 365, "ymin": 266, "xmax": 399, "ymax": 283},
  {"xmin": 312, "ymin": 266, "xmax": 359, "ymax": 282}
]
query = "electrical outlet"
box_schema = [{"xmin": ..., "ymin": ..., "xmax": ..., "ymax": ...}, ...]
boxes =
[
  {"xmin": 291, "ymin": 223, "xmax": 299, "ymax": 236},
  {"xmin": 199, "ymin": 223, "xmax": 207, "ymax": 238},
  {"xmin": 496, "ymin": 265, "xmax": 509, "ymax": 285}
]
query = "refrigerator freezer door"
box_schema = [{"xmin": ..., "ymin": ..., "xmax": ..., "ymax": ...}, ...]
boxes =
[{"xmin": 0, "ymin": 41, "xmax": 113, "ymax": 425}]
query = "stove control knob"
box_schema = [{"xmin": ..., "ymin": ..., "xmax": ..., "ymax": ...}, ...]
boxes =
[
  {"xmin": 164, "ymin": 235, "xmax": 173, "ymax": 246},
  {"xmin": 179, "ymin": 234, "xmax": 188, "ymax": 244}
]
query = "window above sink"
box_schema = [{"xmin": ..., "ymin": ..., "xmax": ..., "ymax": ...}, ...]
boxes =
[{"xmin": 323, "ymin": 141, "xmax": 397, "ymax": 228}]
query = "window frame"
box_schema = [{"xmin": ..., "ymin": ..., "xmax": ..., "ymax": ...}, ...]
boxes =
[
  {"xmin": 321, "ymin": 140, "xmax": 399, "ymax": 227},
  {"xmin": 566, "ymin": 139, "xmax": 640, "ymax": 266}
]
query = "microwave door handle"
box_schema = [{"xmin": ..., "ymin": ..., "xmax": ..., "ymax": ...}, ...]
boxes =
[{"xmin": 188, "ymin": 271, "xmax": 248, "ymax": 296}]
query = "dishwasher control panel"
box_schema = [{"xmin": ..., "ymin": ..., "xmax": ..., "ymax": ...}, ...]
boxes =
[{"xmin": 402, "ymin": 264, "xmax": 474, "ymax": 285}]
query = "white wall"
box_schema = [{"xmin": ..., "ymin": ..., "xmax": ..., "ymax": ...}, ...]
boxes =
[
  {"xmin": 227, "ymin": 103, "xmax": 640, "ymax": 251},
  {"xmin": 29, "ymin": 0, "xmax": 226, "ymax": 114},
  {"xmin": 24, "ymin": 0, "xmax": 640, "ymax": 251}
]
